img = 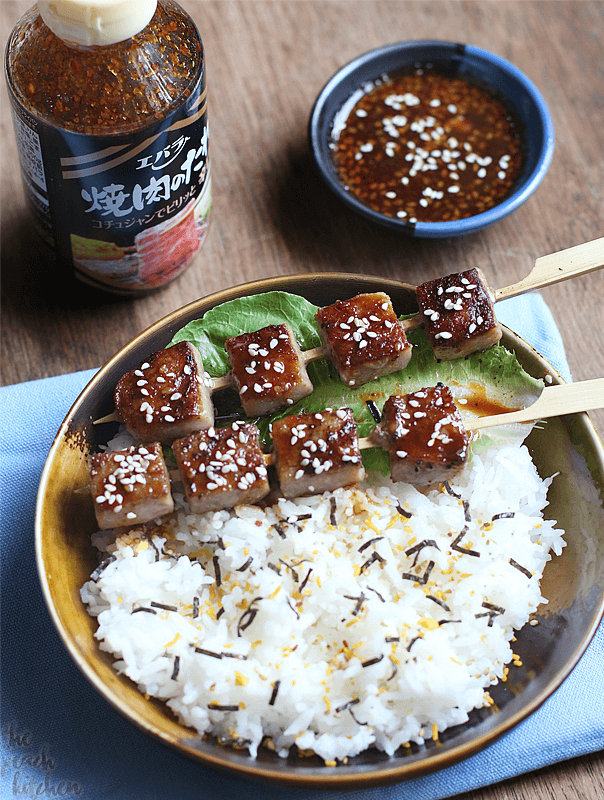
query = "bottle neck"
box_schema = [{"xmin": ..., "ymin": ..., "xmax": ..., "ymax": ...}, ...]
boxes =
[{"xmin": 38, "ymin": 0, "xmax": 158, "ymax": 47}]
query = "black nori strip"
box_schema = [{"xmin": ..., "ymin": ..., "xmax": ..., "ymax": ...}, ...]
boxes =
[
  {"xmin": 406, "ymin": 635, "xmax": 422, "ymax": 652},
  {"xmin": 493, "ymin": 512, "xmax": 515, "ymax": 520},
  {"xmin": 335, "ymin": 698, "xmax": 360, "ymax": 713},
  {"xmin": 482, "ymin": 601, "xmax": 505, "ymax": 614},
  {"xmin": 405, "ymin": 539, "xmax": 439, "ymax": 567},
  {"xmin": 278, "ymin": 516, "xmax": 303, "ymax": 533},
  {"xmin": 362, "ymin": 655, "xmax": 384, "ymax": 668},
  {"xmin": 329, "ymin": 497, "xmax": 337, "ymax": 526},
  {"xmin": 299, "ymin": 568, "xmax": 313, "ymax": 593},
  {"xmin": 213, "ymin": 555, "xmax": 222, "ymax": 587},
  {"xmin": 360, "ymin": 551, "xmax": 385, "ymax": 572},
  {"xmin": 463, "ymin": 500, "xmax": 471, "ymax": 522},
  {"xmin": 236, "ymin": 556, "xmax": 253, "ymax": 572},
  {"xmin": 366, "ymin": 399, "xmax": 381, "ymax": 423},
  {"xmin": 217, "ymin": 536, "xmax": 226, "ymax": 551},
  {"xmin": 286, "ymin": 597, "xmax": 300, "ymax": 619},
  {"xmin": 91, "ymin": 554, "xmax": 116, "ymax": 581},
  {"xmin": 296, "ymin": 514, "xmax": 312, "ymax": 521},
  {"xmin": 509, "ymin": 558, "xmax": 533, "ymax": 578},
  {"xmin": 387, "ymin": 656, "xmax": 398, "ymax": 682},
  {"xmin": 145, "ymin": 535, "xmax": 161, "ymax": 561},
  {"xmin": 352, "ymin": 592, "xmax": 366, "ymax": 616},
  {"xmin": 267, "ymin": 562, "xmax": 281, "ymax": 574},
  {"xmin": 427, "ymin": 595, "xmax": 451, "ymax": 612},
  {"xmin": 475, "ymin": 602, "xmax": 504, "ymax": 627},
  {"xmin": 451, "ymin": 527, "xmax": 480, "ymax": 557},
  {"xmin": 237, "ymin": 608, "xmax": 258, "ymax": 636},
  {"xmin": 358, "ymin": 536, "xmax": 384, "ymax": 553},
  {"xmin": 273, "ymin": 523, "xmax": 287, "ymax": 539},
  {"xmin": 367, "ymin": 586, "xmax": 386, "ymax": 602},
  {"xmin": 192, "ymin": 596, "xmax": 200, "ymax": 618},
  {"xmin": 279, "ymin": 559, "xmax": 299, "ymax": 583},
  {"xmin": 438, "ymin": 619, "xmax": 462, "ymax": 625},
  {"xmin": 150, "ymin": 601, "xmax": 178, "ymax": 612},
  {"xmin": 396, "ymin": 503, "xmax": 412, "ymax": 519},
  {"xmin": 132, "ymin": 606, "xmax": 157, "ymax": 615},
  {"xmin": 221, "ymin": 652, "xmax": 248, "ymax": 660},
  {"xmin": 402, "ymin": 560, "xmax": 435, "ymax": 585},
  {"xmin": 208, "ymin": 703, "xmax": 239, "ymax": 712},
  {"xmin": 349, "ymin": 708, "xmax": 368, "ymax": 726},
  {"xmin": 171, "ymin": 655, "xmax": 180, "ymax": 681},
  {"xmin": 216, "ymin": 607, "xmax": 225, "ymax": 619},
  {"xmin": 444, "ymin": 481, "xmax": 461, "ymax": 498},
  {"xmin": 269, "ymin": 680, "xmax": 281, "ymax": 706},
  {"xmin": 195, "ymin": 647, "xmax": 223, "ymax": 659},
  {"xmin": 385, "ymin": 636, "xmax": 400, "ymax": 642}
]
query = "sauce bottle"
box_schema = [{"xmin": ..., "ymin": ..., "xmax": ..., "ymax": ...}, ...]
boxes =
[{"xmin": 4, "ymin": 1, "xmax": 211, "ymax": 294}]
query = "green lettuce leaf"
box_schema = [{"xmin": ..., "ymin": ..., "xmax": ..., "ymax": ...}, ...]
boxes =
[{"xmin": 170, "ymin": 291, "xmax": 544, "ymax": 473}]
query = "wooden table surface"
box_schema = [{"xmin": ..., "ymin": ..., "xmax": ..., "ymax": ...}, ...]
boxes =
[{"xmin": 2, "ymin": 0, "xmax": 603, "ymax": 796}]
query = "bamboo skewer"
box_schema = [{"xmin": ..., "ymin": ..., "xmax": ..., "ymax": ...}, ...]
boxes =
[
  {"xmin": 93, "ymin": 238, "xmax": 604, "ymax": 427},
  {"xmin": 400, "ymin": 236, "xmax": 604, "ymax": 332},
  {"xmin": 467, "ymin": 377, "xmax": 604, "ymax": 430},
  {"xmin": 494, "ymin": 236, "xmax": 604, "ymax": 301}
]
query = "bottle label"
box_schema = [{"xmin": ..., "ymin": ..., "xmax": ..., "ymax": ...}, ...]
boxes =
[{"xmin": 8, "ymin": 67, "xmax": 211, "ymax": 294}]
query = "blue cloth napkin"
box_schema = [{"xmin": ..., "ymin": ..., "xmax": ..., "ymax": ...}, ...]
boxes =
[{"xmin": 1, "ymin": 294, "xmax": 600, "ymax": 800}]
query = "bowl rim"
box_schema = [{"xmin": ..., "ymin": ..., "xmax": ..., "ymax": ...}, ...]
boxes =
[
  {"xmin": 308, "ymin": 39, "xmax": 555, "ymax": 238},
  {"xmin": 35, "ymin": 272, "xmax": 604, "ymax": 788}
]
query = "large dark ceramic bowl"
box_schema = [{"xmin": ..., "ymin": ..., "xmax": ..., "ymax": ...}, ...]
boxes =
[
  {"xmin": 309, "ymin": 41, "xmax": 555, "ymax": 238},
  {"xmin": 36, "ymin": 274, "xmax": 604, "ymax": 789}
]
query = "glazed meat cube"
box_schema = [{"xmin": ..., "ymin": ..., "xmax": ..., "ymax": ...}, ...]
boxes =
[
  {"xmin": 371, "ymin": 384, "xmax": 468, "ymax": 486},
  {"xmin": 416, "ymin": 268, "xmax": 502, "ymax": 360},
  {"xmin": 114, "ymin": 341, "xmax": 214, "ymax": 444},
  {"xmin": 271, "ymin": 408, "xmax": 365, "ymax": 498},
  {"xmin": 225, "ymin": 323, "xmax": 313, "ymax": 416},
  {"xmin": 315, "ymin": 292, "xmax": 412, "ymax": 388},
  {"xmin": 89, "ymin": 442, "xmax": 174, "ymax": 530},
  {"xmin": 173, "ymin": 422, "xmax": 270, "ymax": 513}
]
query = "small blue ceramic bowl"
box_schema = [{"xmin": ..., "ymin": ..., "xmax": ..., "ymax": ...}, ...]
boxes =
[{"xmin": 309, "ymin": 41, "xmax": 555, "ymax": 238}]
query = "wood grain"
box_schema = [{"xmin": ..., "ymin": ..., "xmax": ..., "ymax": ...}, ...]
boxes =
[{"xmin": 1, "ymin": 1, "xmax": 603, "ymax": 795}]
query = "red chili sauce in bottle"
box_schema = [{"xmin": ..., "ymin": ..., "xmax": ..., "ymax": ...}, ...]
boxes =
[{"xmin": 5, "ymin": 1, "xmax": 211, "ymax": 294}]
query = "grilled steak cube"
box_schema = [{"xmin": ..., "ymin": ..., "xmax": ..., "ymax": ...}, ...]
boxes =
[
  {"xmin": 416, "ymin": 268, "xmax": 502, "ymax": 360},
  {"xmin": 225, "ymin": 323, "xmax": 313, "ymax": 416},
  {"xmin": 272, "ymin": 408, "xmax": 365, "ymax": 498},
  {"xmin": 173, "ymin": 422, "xmax": 270, "ymax": 513},
  {"xmin": 114, "ymin": 341, "xmax": 214, "ymax": 444},
  {"xmin": 90, "ymin": 442, "xmax": 174, "ymax": 529},
  {"xmin": 371, "ymin": 384, "xmax": 468, "ymax": 486},
  {"xmin": 315, "ymin": 292, "xmax": 412, "ymax": 388}
]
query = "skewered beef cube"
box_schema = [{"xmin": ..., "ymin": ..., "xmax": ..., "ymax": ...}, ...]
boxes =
[
  {"xmin": 416, "ymin": 268, "xmax": 502, "ymax": 360},
  {"xmin": 371, "ymin": 384, "xmax": 468, "ymax": 486},
  {"xmin": 272, "ymin": 408, "xmax": 365, "ymax": 498},
  {"xmin": 114, "ymin": 341, "xmax": 214, "ymax": 444},
  {"xmin": 173, "ymin": 422, "xmax": 270, "ymax": 513},
  {"xmin": 315, "ymin": 292, "xmax": 413, "ymax": 388},
  {"xmin": 89, "ymin": 442, "xmax": 174, "ymax": 529},
  {"xmin": 225, "ymin": 323, "xmax": 313, "ymax": 416}
]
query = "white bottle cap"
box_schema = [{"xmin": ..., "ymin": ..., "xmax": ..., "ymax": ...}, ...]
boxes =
[{"xmin": 39, "ymin": 1, "xmax": 158, "ymax": 47}]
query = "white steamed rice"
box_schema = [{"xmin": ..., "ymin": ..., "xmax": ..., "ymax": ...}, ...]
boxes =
[{"xmin": 81, "ymin": 440, "xmax": 564, "ymax": 764}]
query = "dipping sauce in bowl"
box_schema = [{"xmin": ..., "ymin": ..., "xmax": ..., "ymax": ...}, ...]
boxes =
[
  {"xmin": 333, "ymin": 69, "xmax": 523, "ymax": 224},
  {"xmin": 309, "ymin": 41, "xmax": 554, "ymax": 238}
]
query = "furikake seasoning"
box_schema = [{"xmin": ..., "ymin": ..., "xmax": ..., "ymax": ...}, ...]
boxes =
[{"xmin": 332, "ymin": 68, "xmax": 523, "ymax": 223}]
